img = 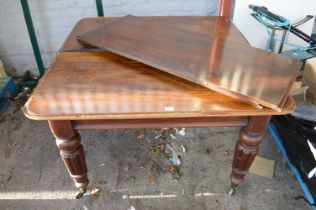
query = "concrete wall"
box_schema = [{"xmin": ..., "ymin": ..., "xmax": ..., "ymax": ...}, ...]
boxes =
[{"xmin": 0, "ymin": 0, "xmax": 219, "ymax": 76}]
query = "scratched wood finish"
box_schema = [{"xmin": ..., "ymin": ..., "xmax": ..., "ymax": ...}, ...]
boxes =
[
  {"xmin": 61, "ymin": 16, "xmax": 248, "ymax": 52},
  {"xmin": 78, "ymin": 15, "xmax": 301, "ymax": 111},
  {"xmin": 23, "ymin": 52, "xmax": 295, "ymax": 120}
]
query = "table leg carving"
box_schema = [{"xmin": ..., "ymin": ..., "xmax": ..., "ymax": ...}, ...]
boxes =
[
  {"xmin": 48, "ymin": 120, "xmax": 89, "ymax": 197},
  {"xmin": 230, "ymin": 116, "xmax": 271, "ymax": 194}
]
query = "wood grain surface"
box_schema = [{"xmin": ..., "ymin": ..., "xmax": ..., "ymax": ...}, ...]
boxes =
[
  {"xmin": 61, "ymin": 16, "xmax": 248, "ymax": 52},
  {"xmin": 78, "ymin": 15, "xmax": 300, "ymax": 111},
  {"xmin": 23, "ymin": 52, "xmax": 295, "ymax": 120}
]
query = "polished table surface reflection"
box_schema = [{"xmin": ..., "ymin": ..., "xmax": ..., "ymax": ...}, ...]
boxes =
[
  {"xmin": 61, "ymin": 16, "xmax": 249, "ymax": 52},
  {"xmin": 23, "ymin": 16, "xmax": 296, "ymax": 196},
  {"xmin": 24, "ymin": 51, "xmax": 295, "ymax": 120},
  {"xmin": 25, "ymin": 16, "xmax": 296, "ymax": 119},
  {"xmin": 78, "ymin": 15, "xmax": 300, "ymax": 111}
]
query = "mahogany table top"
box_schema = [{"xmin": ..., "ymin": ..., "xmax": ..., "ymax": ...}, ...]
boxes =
[
  {"xmin": 24, "ymin": 17, "xmax": 296, "ymax": 120},
  {"xmin": 24, "ymin": 51, "xmax": 295, "ymax": 120},
  {"xmin": 78, "ymin": 15, "xmax": 300, "ymax": 111},
  {"xmin": 60, "ymin": 16, "xmax": 248, "ymax": 52}
]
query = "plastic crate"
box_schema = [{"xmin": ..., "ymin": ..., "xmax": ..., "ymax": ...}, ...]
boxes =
[
  {"xmin": 0, "ymin": 77, "xmax": 16, "ymax": 115},
  {"xmin": 0, "ymin": 77, "xmax": 16, "ymax": 99}
]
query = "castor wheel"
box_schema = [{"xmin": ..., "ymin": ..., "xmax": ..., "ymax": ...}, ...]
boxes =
[
  {"xmin": 75, "ymin": 187, "xmax": 87, "ymax": 199},
  {"xmin": 228, "ymin": 186, "xmax": 235, "ymax": 196}
]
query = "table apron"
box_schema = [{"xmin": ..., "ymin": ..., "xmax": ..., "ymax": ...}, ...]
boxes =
[{"xmin": 73, "ymin": 116, "xmax": 249, "ymax": 130}]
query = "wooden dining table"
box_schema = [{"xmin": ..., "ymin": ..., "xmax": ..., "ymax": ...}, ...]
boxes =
[{"xmin": 23, "ymin": 16, "xmax": 297, "ymax": 198}]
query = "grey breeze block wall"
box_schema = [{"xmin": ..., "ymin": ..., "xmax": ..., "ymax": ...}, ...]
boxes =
[{"xmin": 0, "ymin": 0, "xmax": 219, "ymax": 76}]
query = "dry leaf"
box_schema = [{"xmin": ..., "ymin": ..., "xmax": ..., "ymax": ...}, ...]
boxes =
[
  {"xmin": 137, "ymin": 134, "xmax": 145, "ymax": 140},
  {"xmin": 151, "ymin": 163, "xmax": 159, "ymax": 175},
  {"xmin": 179, "ymin": 145, "xmax": 186, "ymax": 156},
  {"xmin": 127, "ymin": 176, "xmax": 136, "ymax": 182},
  {"xmin": 151, "ymin": 146, "xmax": 161, "ymax": 156},
  {"xmin": 4, "ymin": 148, "xmax": 11, "ymax": 159},
  {"xmin": 224, "ymin": 150, "xmax": 232, "ymax": 156},
  {"xmin": 160, "ymin": 128, "xmax": 177, "ymax": 139},
  {"xmin": 148, "ymin": 175, "xmax": 157, "ymax": 181},
  {"xmin": 167, "ymin": 164, "xmax": 181, "ymax": 179},
  {"xmin": 90, "ymin": 187, "xmax": 101, "ymax": 200},
  {"xmin": 140, "ymin": 161, "xmax": 147, "ymax": 168},
  {"xmin": 167, "ymin": 164, "xmax": 174, "ymax": 174},
  {"xmin": 123, "ymin": 164, "xmax": 132, "ymax": 172},
  {"xmin": 216, "ymin": 144, "xmax": 224, "ymax": 149},
  {"xmin": 215, "ymin": 199, "xmax": 219, "ymax": 206},
  {"xmin": 148, "ymin": 162, "xmax": 159, "ymax": 181},
  {"xmin": 134, "ymin": 154, "xmax": 140, "ymax": 160},
  {"xmin": 159, "ymin": 142, "xmax": 166, "ymax": 151},
  {"xmin": 127, "ymin": 206, "xmax": 136, "ymax": 210}
]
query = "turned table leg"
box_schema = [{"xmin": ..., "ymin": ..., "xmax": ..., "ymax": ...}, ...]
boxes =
[
  {"xmin": 230, "ymin": 116, "xmax": 271, "ymax": 194},
  {"xmin": 48, "ymin": 120, "xmax": 89, "ymax": 198}
]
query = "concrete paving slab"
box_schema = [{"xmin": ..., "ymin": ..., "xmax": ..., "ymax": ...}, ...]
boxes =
[{"xmin": 0, "ymin": 102, "xmax": 311, "ymax": 210}]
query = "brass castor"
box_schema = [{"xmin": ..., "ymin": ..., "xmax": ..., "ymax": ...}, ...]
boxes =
[
  {"xmin": 228, "ymin": 186, "xmax": 235, "ymax": 196},
  {"xmin": 75, "ymin": 187, "xmax": 87, "ymax": 199}
]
